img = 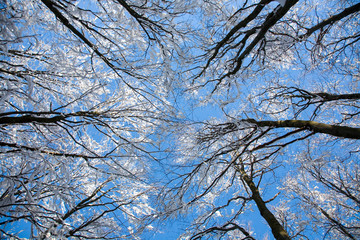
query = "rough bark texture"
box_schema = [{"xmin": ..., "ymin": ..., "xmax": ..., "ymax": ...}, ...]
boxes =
[
  {"xmin": 238, "ymin": 167, "xmax": 291, "ymax": 240},
  {"xmin": 245, "ymin": 119, "xmax": 360, "ymax": 139}
]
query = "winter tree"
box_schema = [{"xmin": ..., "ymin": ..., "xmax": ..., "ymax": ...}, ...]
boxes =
[
  {"xmin": 0, "ymin": 0, "xmax": 186, "ymax": 238},
  {"xmin": 1, "ymin": 0, "xmax": 359, "ymax": 239},
  {"xmin": 161, "ymin": 0, "xmax": 360, "ymax": 239}
]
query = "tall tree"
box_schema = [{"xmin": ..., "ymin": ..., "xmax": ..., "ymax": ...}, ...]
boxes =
[
  {"xmin": 1, "ymin": 0, "xmax": 360, "ymax": 239},
  {"xmin": 0, "ymin": 0, "xmax": 185, "ymax": 238},
  {"xmin": 162, "ymin": 0, "xmax": 360, "ymax": 239}
]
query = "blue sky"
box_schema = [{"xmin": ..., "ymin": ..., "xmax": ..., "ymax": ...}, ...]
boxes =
[{"xmin": 2, "ymin": 0, "xmax": 359, "ymax": 239}]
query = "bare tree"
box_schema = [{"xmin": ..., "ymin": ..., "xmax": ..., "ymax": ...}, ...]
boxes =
[
  {"xmin": 161, "ymin": 0, "xmax": 360, "ymax": 239},
  {"xmin": 2, "ymin": 0, "xmax": 360, "ymax": 239},
  {"xmin": 0, "ymin": 0, "xmax": 186, "ymax": 238}
]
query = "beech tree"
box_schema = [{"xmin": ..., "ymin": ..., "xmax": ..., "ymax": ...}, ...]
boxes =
[
  {"xmin": 0, "ymin": 0, "xmax": 184, "ymax": 238},
  {"xmin": 1, "ymin": 0, "xmax": 360, "ymax": 239},
  {"xmin": 161, "ymin": 0, "xmax": 360, "ymax": 240}
]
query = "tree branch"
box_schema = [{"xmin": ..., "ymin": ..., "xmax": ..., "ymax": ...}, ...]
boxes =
[
  {"xmin": 235, "ymin": 160, "xmax": 290, "ymax": 240},
  {"xmin": 224, "ymin": 0, "xmax": 299, "ymax": 78},
  {"xmin": 300, "ymin": 2, "xmax": 360, "ymax": 40},
  {"xmin": 0, "ymin": 115, "xmax": 65, "ymax": 125},
  {"xmin": 0, "ymin": 141, "xmax": 98, "ymax": 159},
  {"xmin": 245, "ymin": 119, "xmax": 360, "ymax": 139}
]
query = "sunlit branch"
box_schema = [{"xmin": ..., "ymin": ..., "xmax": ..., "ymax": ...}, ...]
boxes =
[
  {"xmin": 40, "ymin": 0, "xmax": 106, "ymax": 66},
  {"xmin": 190, "ymin": 222, "xmax": 255, "ymax": 240},
  {"xmin": 115, "ymin": 0, "xmax": 170, "ymax": 40},
  {"xmin": 200, "ymin": 0, "xmax": 272, "ymax": 75},
  {"xmin": 0, "ymin": 141, "xmax": 99, "ymax": 159},
  {"xmin": 39, "ymin": 0, "xmax": 168, "ymax": 110},
  {"xmin": 319, "ymin": 207, "xmax": 356, "ymax": 240},
  {"xmin": 39, "ymin": 179, "xmax": 112, "ymax": 239},
  {"xmin": 300, "ymin": 2, "xmax": 360, "ymax": 40},
  {"xmin": 223, "ymin": 0, "xmax": 299, "ymax": 79}
]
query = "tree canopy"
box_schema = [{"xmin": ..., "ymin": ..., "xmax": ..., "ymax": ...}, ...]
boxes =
[{"xmin": 1, "ymin": 0, "xmax": 359, "ymax": 239}]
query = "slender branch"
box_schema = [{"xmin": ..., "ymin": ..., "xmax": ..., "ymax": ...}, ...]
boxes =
[
  {"xmin": 319, "ymin": 207, "xmax": 356, "ymax": 240},
  {"xmin": 40, "ymin": 0, "xmax": 100, "ymax": 57},
  {"xmin": 0, "ymin": 141, "xmax": 98, "ymax": 159},
  {"xmin": 300, "ymin": 3, "xmax": 360, "ymax": 39},
  {"xmin": 224, "ymin": 0, "xmax": 299, "ymax": 78},
  {"xmin": 191, "ymin": 222, "xmax": 255, "ymax": 240},
  {"xmin": 202, "ymin": 0, "xmax": 272, "ymax": 73},
  {"xmin": 39, "ymin": 179, "xmax": 112, "ymax": 240}
]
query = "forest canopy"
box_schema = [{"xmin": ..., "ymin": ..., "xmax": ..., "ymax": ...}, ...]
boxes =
[{"xmin": 0, "ymin": 0, "xmax": 359, "ymax": 239}]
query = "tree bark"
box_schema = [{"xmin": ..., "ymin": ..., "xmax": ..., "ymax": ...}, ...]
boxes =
[
  {"xmin": 0, "ymin": 115, "xmax": 65, "ymax": 124},
  {"xmin": 237, "ymin": 166, "xmax": 291, "ymax": 240},
  {"xmin": 245, "ymin": 119, "xmax": 360, "ymax": 139},
  {"xmin": 300, "ymin": 2, "xmax": 360, "ymax": 39}
]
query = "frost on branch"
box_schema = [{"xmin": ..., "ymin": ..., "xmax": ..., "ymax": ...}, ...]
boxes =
[
  {"xmin": 1, "ymin": 0, "xmax": 360, "ymax": 239},
  {"xmin": 275, "ymin": 0, "xmax": 287, "ymax": 7},
  {"xmin": 0, "ymin": 0, "xmax": 182, "ymax": 238}
]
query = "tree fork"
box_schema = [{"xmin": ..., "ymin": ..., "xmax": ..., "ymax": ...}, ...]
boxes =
[
  {"xmin": 236, "ymin": 163, "xmax": 291, "ymax": 240},
  {"xmin": 300, "ymin": 2, "xmax": 360, "ymax": 39}
]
